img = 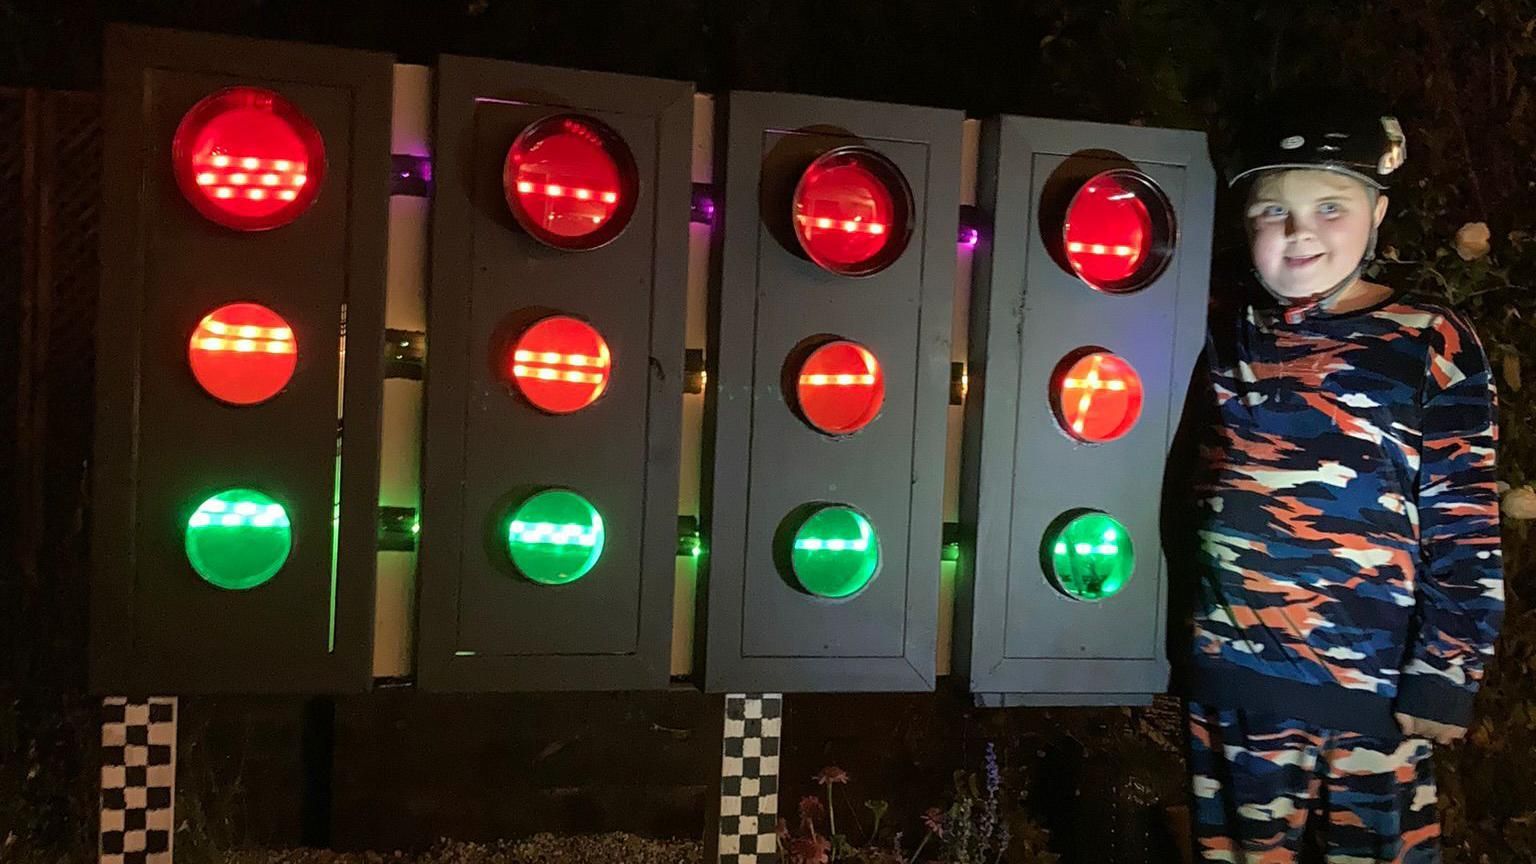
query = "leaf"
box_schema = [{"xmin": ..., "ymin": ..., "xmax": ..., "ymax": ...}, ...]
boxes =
[{"xmin": 1504, "ymin": 351, "xmax": 1522, "ymax": 392}]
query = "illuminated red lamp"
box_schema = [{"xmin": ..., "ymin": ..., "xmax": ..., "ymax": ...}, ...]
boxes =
[
  {"xmin": 172, "ymin": 86, "xmax": 325, "ymax": 231},
  {"xmin": 792, "ymin": 147, "xmax": 913, "ymax": 276},
  {"xmin": 792, "ymin": 340, "xmax": 885, "ymax": 435},
  {"xmin": 504, "ymin": 315, "xmax": 612, "ymax": 414},
  {"xmin": 1050, "ymin": 349, "xmax": 1144, "ymax": 443},
  {"xmin": 188, "ymin": 303, "xmax": 298, "ymax": 405},
  {"xmin": 1061, "ymin": 169, "xmax": 1175, "ymax": 293},
  {"xmin": 503, "ymin": 114, "xmax": 638, "ymax": 250}
]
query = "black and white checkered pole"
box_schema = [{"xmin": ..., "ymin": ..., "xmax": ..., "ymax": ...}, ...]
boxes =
[
  {"xmin": 99, "ymin": 697, "xmax": 177, "ymax": 864},
  {"xmin": 714, "ymin": 693, "xmax": 784, "ymax": 863}
]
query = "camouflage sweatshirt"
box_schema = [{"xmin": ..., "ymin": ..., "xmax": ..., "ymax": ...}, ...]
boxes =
[{"xmin": 1186, "ymin": 292, "xmax": 1503, "ymax": 736}]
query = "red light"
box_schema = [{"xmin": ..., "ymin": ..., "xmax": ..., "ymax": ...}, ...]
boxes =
[
  {"xmin": 792, "ymin": 148, "xmax": 912, "ymax": 276},
  {"xmin": 1051, "ymin": 351, "xmax": 1143, "ymax": 443},
  {"xmin": 188, "ymin": 303, "xmax": 298, "ymax": 405},
  {"xmin": 503, "ymin": 115, "xmax": 638, "ymax": 250},
  {"xmin": 793, "ymin": 340, "xmax": 885, "ymax": 435},
  {"xmin": 505, "ymin": 315, "xmax": 612, "ymax": 414},
  {"xmin": 172, "ymin": 87, "xmax": 325, "ymax": 231},
  {"xmin": 1061, "ymin": 169, "xmax": 1174, "ymax": 293}
]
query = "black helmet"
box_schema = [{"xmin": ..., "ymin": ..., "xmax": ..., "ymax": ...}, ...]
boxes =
[{"xmin": 1225, "ymin": 87, "xmax": 1407, "ymax": 191}]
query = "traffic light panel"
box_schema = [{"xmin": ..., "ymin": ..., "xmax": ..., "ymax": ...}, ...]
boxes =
[
  {"xmin": 90, "ymin": 26, "xmax": 392, "ymax": 694},
  {"xmin": 955, "ymin": 116, "xmax": 1212, "ymax": 705},
  {"xmin": 701, "ymin": 92, "xmax": 961, "ymax": 692},
  {"xmin": 416, "ymin": 56, "xmax": 693, "ymax": 690}
]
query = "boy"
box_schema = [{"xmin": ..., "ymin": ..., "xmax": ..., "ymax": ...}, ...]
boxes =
[{"xmin": 1175, "ymin": 93, "xmax": 1505, "ymax": 862}]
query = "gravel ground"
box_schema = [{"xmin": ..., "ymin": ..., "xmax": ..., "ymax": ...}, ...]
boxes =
[{"xmin": 224, "ymin": 834, "xmax": 703, "ymax": 864}]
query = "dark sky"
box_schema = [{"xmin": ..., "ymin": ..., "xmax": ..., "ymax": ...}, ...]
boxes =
[{"xmin": 0, "ymin": 0, "xmax": 1231, "ymax": 129}]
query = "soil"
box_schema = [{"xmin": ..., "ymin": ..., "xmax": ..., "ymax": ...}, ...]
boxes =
[{"xmin": 223, "ymin": 833, "xmax": 704, "ymax": 864}]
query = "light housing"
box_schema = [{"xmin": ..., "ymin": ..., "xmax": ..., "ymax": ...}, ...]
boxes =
[
  {"xmin": 790, "ymin": 339, "xmax": 885, "ymax": 436},
  {"xmin": 1061, "ymin": 169, "xmax": 1175, "ymax": 293},
  {"xmin": 171, "ymin": 86, "xmax": 325, "ymax": 231},
  {"xmin": 787, "ymin": 505, "xmax": 880, "ymax": 599},
  {"xmin": 187, "ymin": 302, "xmax": 298, "ymax": 405},
  {"xmin": 1041, "ymin": 509, "xmax": 1134, "ymax": 601},
  {"xmin": 503, "ymin": 314, "xmax": 612, "ymax": 414},
  {"xmin": 502, "ymin": 114, "xmax": 638, "ymax": 250},
  {"xmin": 503, "ymin": 488, "xmax": 606, "ymax": 586},
  {"xmin": 792, "ymin": 147, "xmax": 914, "ymax": 276},
  {"xmin": 185, "ymin": 488, "xmax": 292, "ymax": 590},
  {"xmin": 1049, "ymin": 348, "xmax": 1144, "ymax": 443}
]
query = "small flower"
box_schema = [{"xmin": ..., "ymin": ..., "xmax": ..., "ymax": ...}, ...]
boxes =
[
  {"xmin": 923, "ymin": 806, "xmax": 947, "ymax": 837},
  {"xmin": 814, "ymin": 765, "xmax": 850, "ymax": 785},
  {"xmin": 776, "ymin": 817, "xmax": 793, "ymax": 844},
  {"xmin": 798, "ymin": 794, "xmax": 826, "ymax": 824},
  {"xmin": 1502, "ymin": 485, "xmax": 1536, "ymax": 520},
  {"xmin": 1454, "ymin": 221, "xmax": 1491, "ymax": 261},
  {"xmin": 790, "ymin": 835, "xmax": 831, "ymax": 864}
]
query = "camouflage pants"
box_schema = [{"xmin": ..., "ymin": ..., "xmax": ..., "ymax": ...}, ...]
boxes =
[{"xmin": 1187, "ymin": 701, "xmax": 1441, "ymax": 863}]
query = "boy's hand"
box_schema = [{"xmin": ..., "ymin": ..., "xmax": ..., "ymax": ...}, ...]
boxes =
[{"xmin": 1394, "ymin": 712, "xmax": 1468, "ymax": 744}]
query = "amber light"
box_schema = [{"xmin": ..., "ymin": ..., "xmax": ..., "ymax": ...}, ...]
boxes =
[
  {"xmin": 792, "ymin": 340, "xmax": 886, "ymax": 435},
  {"xmin": 172, "ymin": 86, "xmax": 325, "ymax": 231},
  {"xmin": 792, "ymin": 148, "xmax": 913, "ymax": 276},
  {"xmin": 1050, "ymin": 350, "xmax": 1144, "ymax": 443},
  {"xmin": 505, "ymin": 315, "xmax": 612, "ymax": 414},
  {"xmin": 188, "ymin": 302, "xmax": 298, "ymax": 405},
  {"xmin": 503, "ymin": 114, "xmax": 638, "ymax": 250}
]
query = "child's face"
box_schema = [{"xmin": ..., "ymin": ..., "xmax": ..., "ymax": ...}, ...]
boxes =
[{"xmin": 1245, "ymin": 169, "xmax": 1388, "ymax": 300}]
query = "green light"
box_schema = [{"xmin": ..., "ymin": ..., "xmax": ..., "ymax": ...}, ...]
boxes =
[
  {"xmin": 185, "ymin": 489, "xmax": 292, "ymax": 590},
  {"xmin": 790, "ymin": 505, "xmax": 880, "ymax": 598},
  {"xmin": 505, "ymin": 489, "xmax": 605, "ymax": 585},
  {"xmin": 1044, "ymin": 510, "xmax": 1134, "ymax": 601}
]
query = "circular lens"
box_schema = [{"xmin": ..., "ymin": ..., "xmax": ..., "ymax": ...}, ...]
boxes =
[
  {"xmin": 503, "ymin": 114, "xmax": 638, "ymax": 250},
  {"xmin": 1043, "ymin": 511, "xmax": 1134, "ymax": 601},
  {"xmin": 792, "ymin": 340, "xmax": 885, "ymax": 435},
  {"xmin": 1051, "ymin": 350, "xmax": 1144, "ymax": 443},
  {"xmin": 505, "ymin": 489, "xmax": 605, "ymax": 585},
  {"xmin": 504, "ymin": 315, "xmax": 612, "ymax": 414},
  {"xmin": 1062, "ymin": 169, "xmax": 1174, "ymax": 293},
  {"xmin": 172, "ymin": 86, "xmax": 325, "ymax": 231},
  {"xmin": 186, "ymin": 489, "xmax": 292, "ymax": 590},
  {"xmin": 188, "ymin": 303, "xmax": 298, "ymax": 405},
  {"xmin": 790, "ymin": 505, "xmax": 880, "ymax": 599},
  {"xmin": 792, "ymin": 148, "xmax": 913, "ymax": 276}
]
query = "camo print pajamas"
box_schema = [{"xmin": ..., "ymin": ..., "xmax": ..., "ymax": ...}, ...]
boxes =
[
  {"xmin": 1178, "ymin": 295, "xmax": 1503, "ymax": 862},
  {"xmin": 1188, "ymin": 701, "xmax": 1439, "ymax": 863}
]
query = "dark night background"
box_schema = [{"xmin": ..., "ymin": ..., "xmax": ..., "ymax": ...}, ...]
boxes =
[{"xmin": 3, "ymin": 1, "xmax": 1535, "ymax": 862}]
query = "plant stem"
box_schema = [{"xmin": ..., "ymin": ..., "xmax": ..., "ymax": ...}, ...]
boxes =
[
  {"xmin": 909, "ymin": 833, "xmax": 932, "ymax": 864},
  {"xmin": 827, "ymin": 786, "xmax": 837, "ymax": 846}
]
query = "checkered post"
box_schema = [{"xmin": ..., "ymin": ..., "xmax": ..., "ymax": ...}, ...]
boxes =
[
  {"xmin": 100, "ymin": 697, "xmax": 176, "ymax": 864},
  {"xmin": 716, "ymin": 693, "xmax": 783, "ymax": 864}
]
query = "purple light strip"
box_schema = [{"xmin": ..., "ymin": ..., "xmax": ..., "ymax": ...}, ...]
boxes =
[
  {"xmin": 691, "ymin": 183, "xmax": 717, "ymax": 225},
  {"xmin": 958, "ymin": 204, "xmax": 983, "ymax": 248},
  {"xmin": 390, "ymin": 154, "xmax": 432, "ymax": 198}
]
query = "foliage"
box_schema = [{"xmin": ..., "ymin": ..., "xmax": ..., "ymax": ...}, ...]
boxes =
[
  {"xmin": 778, "ymin": 750, "xmax": 1057, "ymax": 864},
  {"xmin": 928, "ymin": 744, "xmax": 1010, "ymax": 864}
]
